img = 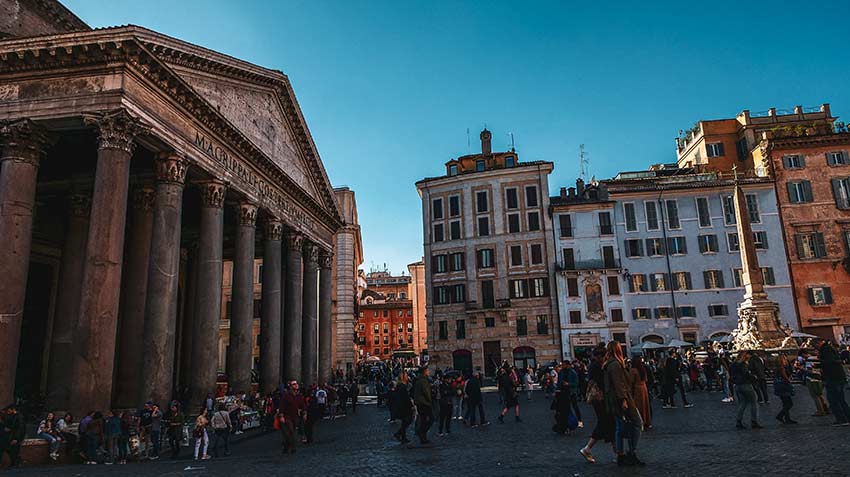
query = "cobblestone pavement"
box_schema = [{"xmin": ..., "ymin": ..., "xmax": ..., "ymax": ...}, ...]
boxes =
[{"xmin": 10, "ymin": 387, "xmax": 850, "ymax": 476}]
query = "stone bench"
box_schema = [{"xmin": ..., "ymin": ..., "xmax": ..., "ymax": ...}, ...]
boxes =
[{"xmin": 0, "ymin": 438, "xmax": 77, "ymax": 468}]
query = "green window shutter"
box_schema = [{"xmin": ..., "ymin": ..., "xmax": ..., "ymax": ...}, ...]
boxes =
[
  {"xmin": 807, "ymin": 288, "xmax": 815, "ymax": 305},
  {"xmin": 824, "ymin": 287, "xmax": 834, "ymax": 304},
  {"xmin": 815, "ymin": 233, "xmax": 827, "ymax": 258},
  {"xmin": 794, "ymin": 234, "xmax": 804, "ymax": 258},
  {"xmin": 703, "ymin": 271, "xmax": 711, "ymax": 288},
  {"xmin": 803, "ymin": 181, "xmax": 814, "ymax": 203},
  {"xmin": 786, "ymin": 182, "xmax": 797, "ymax": 202}
]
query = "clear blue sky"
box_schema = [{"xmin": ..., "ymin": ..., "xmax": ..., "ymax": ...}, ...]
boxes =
[{"xmin": 64, "ymin": 0, "xmax": 850, "ymax": 273}]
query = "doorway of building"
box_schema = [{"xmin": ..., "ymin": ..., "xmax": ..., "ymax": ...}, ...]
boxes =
[
  {"xmin": 482, "ymin": 341, "xmax": 501, "ymax": 377},
  {"xmin": 452, "ymin": 349, "xmax": 473, "ymax": 376},
  {"xmin": 17, "ymin": 261, "xmax": 56, "ymax": 403},
  {"xmin": 512, "ymin": 346, "xmax": 537, "ymax": 370}
]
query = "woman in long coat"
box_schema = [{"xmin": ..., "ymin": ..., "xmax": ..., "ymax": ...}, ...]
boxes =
[{"xmin": 630, "ymin": 356, "xmax": 652, "ymax": 429}]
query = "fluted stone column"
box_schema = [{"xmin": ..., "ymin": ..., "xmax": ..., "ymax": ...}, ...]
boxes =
[
  {"xmin": 178, "ymin": 243, "xmax": 199, "ymax": 395},
  {"xmin": 318, "ymin": 250, "xmax": 334, "ymax": 383},
  {"xmin": 279, "ymin": 245, "xmax": 287, "ymax": 381},
  {"xmin": 283, "ymin": 233, "xmax": 304, "ymax": 382},
  {"xmin": 260, "ymin": 219, "xmax": 283, "ymax": 393},
  {"xmin": 113, "ymin": 186, "xmax": 155, "ymax": 408},
  {"xmin": 69, "ymin": 110, "xmax": 147, "ymax": 415},
  {"xmin": 141, "ymin": 153, "xmax": 188, "ymax": 405},
  {"xmin": 0, "ymin": 120, "xmax": 49, "ymax": 407},
  {"xmin": 301, "ymin": 244, "xmax": 319, "ymax": 385},
  {"xmin": 227, "ymin": 202, "xmax": 257, "ymax": 394},
  {"xmin": 189, "ymin": 181, "xmax": 226, "ymax": 405}
]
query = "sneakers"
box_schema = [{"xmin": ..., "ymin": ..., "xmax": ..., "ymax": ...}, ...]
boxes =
[
  {"xmin": 721, "ymin": 397, "xmax": 733, "ymax": 403},
  {"xmin": 684, "ymin": 403, "xmax": 694, "ymax": 408},
  {"xmin": 579, "ymin": 447, "xmax": 596, "ymax": 464},
  {"xmin": 577, "ymin": 421, "xmax": 584, "ymax": 428},
  {"xmin": 662, "ymin": 404, "xmax": 672, "ymax": 409},
  {"xmin": 480, "ymin": 421, "xmax": 490, "ymax": 426}
]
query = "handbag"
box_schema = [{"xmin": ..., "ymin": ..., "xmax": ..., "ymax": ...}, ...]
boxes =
[{"xmin": 585, "ymin": 380, "xmax": 603, "ymax": 402}]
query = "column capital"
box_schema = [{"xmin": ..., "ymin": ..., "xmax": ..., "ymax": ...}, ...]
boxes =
[
  {"xmin": 83, "ymin": 109, "xmax": 149, "ymax": 154},
  {"xmin": 154, "ymin": 152, "xmax": 188, "ymax": 185},
  {"xmin": 0, "ymin": 119, "xmax": 52, "ymax": 166},
  {"xmin": 318, "ymin": 250, "xmax": 334, "ymax": 269},
  {"xmin": 284, "ymin": 232, "xmax": 304, "ymax": 252},
  {"xmin": 131, "ymin": 186, "xmax": 156, "ymax": 212},
  {"xmin": 197, "ymin": 180, "xmax": 226, "ymax": 209},
  {"xmin": 264, "ymin": 218, "xmax": 283, "ymax": 241},
  {"xmin": 237, "ymin": 202, "xmax": 258, "ymax": 227},
  {"xmin": 69, "ymin": 194, "xmax": 92, "ymax": 218},
  {"xmin": 303, "ymin": 243, "xmax": 320, "ymax": 264}
]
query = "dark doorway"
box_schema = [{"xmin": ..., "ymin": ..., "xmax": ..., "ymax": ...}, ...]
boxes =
[
  {"xmin": 483, "ymin": 341, "xmax": 501, "ymax": 377},
  {"xmin": 451, "ymin": 349, "xmax": 473, "ymax": 376},
  {"xmin": 512, "ymin": 346, "xmax": 537, "ymax": 370},
  {"xmin": 16, "ymin": 261, "xmax": 55, "ymax": 402}
]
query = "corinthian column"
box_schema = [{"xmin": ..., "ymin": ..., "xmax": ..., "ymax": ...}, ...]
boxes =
[
  {"xmin": 0, "ymin": 119, "xmax": 50, "ymax": 407},
  {"xmin": 189, "ymin": 180, "xmax": 226, "ymax": 406},
  {"xmin": 113, "ymin": 187, "xmax": 155, "ymax": 408},
  {"xmin": 69, "ymin": 109, "xmax": 148, "ymax": 415},
  {"xmin": 283, "ymin": 232, "xmax": 304, "ymax": 382},
  {"xmin": 142, "ymin": 153, "xmax": 188, "ymax": 405},
  {"xmin": 318, "ymin": 250, "xmax": 334, "ymax": 383},
  {"xmin": 227, "ymin": 202, "xmax": 257, "ymax": 394},
  {"xmin": 260, "ymin": 219, "xmax": 283, "ymax": 393},
  {"xmin": 301, "ymin": 244, "xmax": 320, "ymax": 385}
]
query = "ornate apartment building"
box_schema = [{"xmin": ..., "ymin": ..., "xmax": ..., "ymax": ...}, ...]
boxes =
[{"xmin": 416, "ymin": 129, "xmax": 559, "ymax": 377}]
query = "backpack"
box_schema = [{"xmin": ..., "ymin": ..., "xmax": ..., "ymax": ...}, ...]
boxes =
[
  {"xmin": 211, "ymin": 411, "xmax": 228, "ymax": 430},
  {"xmin": 316, "ymin": 390, "xmax": 327, "ymax": 405}
]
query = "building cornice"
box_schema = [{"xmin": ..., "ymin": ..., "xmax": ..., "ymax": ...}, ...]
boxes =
[{"xmin": 416, "ymin": 160, "xmax": 554, "ymax": 189}]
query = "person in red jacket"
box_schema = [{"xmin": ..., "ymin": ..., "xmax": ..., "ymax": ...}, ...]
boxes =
[{"xmin": 278, "ymin": 381, "xmax": 305, "ymax": 454}]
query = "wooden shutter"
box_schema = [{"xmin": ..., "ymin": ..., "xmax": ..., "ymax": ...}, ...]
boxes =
[
  {"xmin": 703, "ymin": 271, "xmax": 711, "ymax": 288},
  {"xmin": 807, "ymin": 288, "xmax": 815, "ymax": 305},
  {"xmin": 815, "ymin": 233, "xmax": 827, "ymax": 258},
  {"xmin": 685, "ymin": 272, "xmax": 693, "ymax": 290},
  {"xmin": 824, "ymin": 287, "xmax": 834, "ymax": 304},
  {"xmin": 627, "ymin": 276, "xmax": 635, "ymax": 293},
  {"xmin": 698, "ymin": 236, "xmax": 706, "ymax": 253},
  {"xmin": 717, "ymin": 143, "xmax": 725, "ymax": 156},
  {"xmin": 650, "ymin": 275, "xmax": 658, "ymax": 292},
  {"xmin": 803, "ymin": 181, "xmax": 814, "ymax": 203},
  {"xmin": 786, "ymin": 182, "xmax": 797, "ymax": 202},
  {"xmin": 710, "ymin": 234, "xmax": 718, "ymax": 251},
  {"xmin": 716, "ymin": 270, "xmax": 725, "ymax": 288},
  {"xmin": 782, "ymin": 156, "xmax": 790, "ymax": 169},
  {"xmin": 794, "ymin": 234, "xmax": 805, "ymax": 259}
]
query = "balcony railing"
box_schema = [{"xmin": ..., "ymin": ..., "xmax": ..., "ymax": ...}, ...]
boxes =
[{"xmin": 555, "ymin": 259, "xmax": 620, "ymax": 271}]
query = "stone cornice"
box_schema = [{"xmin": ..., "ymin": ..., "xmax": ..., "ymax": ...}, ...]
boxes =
[{"xmin": 23, "ymin": 0, "xmax": 90, "ymax": 33}]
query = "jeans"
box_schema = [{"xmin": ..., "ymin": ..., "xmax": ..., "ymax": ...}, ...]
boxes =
[
  {"xmin": 677, "ymin": 380, "xmax": 690, "ymax": 405},
  {"xmin": 453, "ymin": 396, "xmax": 463, "ymax": 419},
  {"xmin": 38, "ymin": 433, "xmax": 60, "ymax": 455},
  {"xmin": 614, "ymin": 412, "xmax": 642, "ymax": 454},
  {"xmin": 85, "ymin": 434, "xmax": 98, "ymax": 461},
  {"xmin": 824, "ymin": 381, "xmax": 850, "ymax": 424},
  {"xmin": 465, "ymin": 400, "xmax": 486, "ymax": 425},
  {"xmin": 735, "ymin": 384, "xmax": 758, "ymax": 422},
  {"xmin": 438, "ymin": 403, "xmax": 452, "ymax": 433},
  {"xmin": 721, "ymin": 375, "xmax": 731, "ymax": 397},
  {"xmin": 194, "ymin": 429, "xmax": 208, "ymax": 459},
  {"xmin": 395, "ymin": 416, "xmax": 412, "ymax": 441},
  {"xmin": 777, "ymin": 395, "xmax": 793, "ymax": 421},
  {"xmin": 117, "ymin": 437, "xmax": 129, "ymax": 461},
  {"xmin": 151, "ymin": 430, "xmax": 161, "ymax": 457},
  {"xmin": 569, "ymin": 394, "xmax": 582, "ymax": 421},
  {"xmin": 416, "ymin": 406, "xmax": 433, "ymax": 442},
  {"xmin": 756, "ymin": 379, "xmax": 769, "ymax": 403},
  {"xmin": 211, "ymin": 429, "xmax": 229, "ymax": 456}
]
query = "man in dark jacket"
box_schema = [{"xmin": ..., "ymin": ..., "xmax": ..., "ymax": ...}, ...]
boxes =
[
  {"xmin": 393, "ymin": 373, "xmax": 413, "ymax": 443},
  {"xmin": 0, "ymin": 405, "xmax": 25, "ymax": 468},
  {"xmin": 748, "ymin": 353, "xmax": 768, "ymax": 404},
  {"xmin": 464, "ymin": 373, "xmax": 488, "ymax": 426},
  {"xmin": 413, "ymin": 367, "xmax": 433, "ymax": 444},
  {"xmin": 819, "ymin": 341, "xmax": 850, "ymax": 425}
]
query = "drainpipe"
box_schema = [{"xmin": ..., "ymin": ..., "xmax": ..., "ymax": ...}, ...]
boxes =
[{"xmin": 657, "ymin": 189, "xmax": 680, "ymax": 330}]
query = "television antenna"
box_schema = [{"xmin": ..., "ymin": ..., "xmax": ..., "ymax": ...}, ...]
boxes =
[{"xmin": 508, "ymin": 132, "xmax": 516, "ymax": 152}]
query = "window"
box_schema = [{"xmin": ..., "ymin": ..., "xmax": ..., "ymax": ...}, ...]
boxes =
[
  {"xmin": 449, "ymin": 195, "xmax": 460, "ymax": 217},
  {"xmin": 624, "ymin": 239, "xmax": 643, "ymax": 257},
  {"xmin": 783, "ymin": 154, "xmax": 805, "ymax": 169},
  {"xmin": 567, "ymin": 277, "xmax": 579, "ymax": 297},
  {"xmin": 736, "ymin": 138, "xmax": 748, "ymax": 161},
  {"xmin": 452, "ymin": 284, "xmax": 465, "ymax": 303},
  {"xmin": 673, "ymin": 271, "xmax": 692, "ymax": 290},
  {"xmin": 665, "ymin": 200, "xmax": 680, "ymax": 229},
  {"xmin": 599, "ymin": 212, "xmax": 613, "ymax": 235},
  {"xmin": 655, "ymin": 307, "xmax": 672, "ymax": 319},
  {"xmin": 506, "ymin": 188, "xmax": 519, "ymax": 210},
  {"xmin": 832, "ymin": 178, "xmax": 850, "ymax": 209},
  {"xmin": 530, "ymin": 278, "xmax": 549, "ymax": 297},
  {"xmin": 504, "ymin": 156, "xmax": 515, "ymax": 167},
  {"xmin": 456, "ymin": 319, "xmax": 467, "ymax": 339},
  {"xmin": 476, "ymin": 191, "xmax": 489, "ymax": 213},
  {"xmin": 624, "ymin": 203, "xmax": 637, "ymax": 232},
  {"xmin": 753, "ymin": 231, "xmax": 768, "ymax": 250},
  {"xmin": 373, "ymin": 336, "xmax": 379, "ymax": 344},
  {"xmin": 559, "ymin": 214, "xmax": 573, "ymax": 238},
  {"xmin": 510, "ymin": 279, "xmax": 528, "ymax": 299},
  {"xmin": 809, "ymin": 286, "xmax": 834, "ymax": 306},
  {"xmin": 383, "ymin": 310, "xmax": 389, "ymax": 318},
  {"xmin": 787, "ymin": 181, "xmax": 814, "ymax": 204},
  {"xmin": 433, "ymin": 223, "xmax": 444, "ymax": 242},
  {"xmin": 438, "ymin": 321, "xmax": 448, "ymax": 339},
  {"xmin": 645, "ymin": 202, "xmax": 659, "ymax": 231},
  {"xmin": 485, "ymin": 317, "xmax": 495, "ymax": 328},
  {"xmin": 696, "ymin": 197, "xmax": 711, "ymax": 227},
  {"xmin": 746, "ymin": 194, "xmax": 760, "ymax": 223},
  {"xmin": 432, "ymin": 198, "xmax": 444, "ymax": 220},
  {"xmin": 530, "ymin": 244, "xmax": 543, "ymax": 265},
  {"xmin": 449, "ymin": 220, "xmax": 461, "ymax": 240},
  {"xmin": 373, "ymin": 323, "xmax": 379, "ymax": 333},
  {"xmin": 602, "ymin": 246, "xmax": 616, "ymax": 268},
  {"xmin": 383, "ymin": 322, "xmax": 389, "ymax": 333},
  {"xmin": 558, "ymin": 249, "xmax": 573, "ymax": 271},
  {"xmin": 569, "ymin": 310, "xmax": 581, "ymax": 324},
  {"xmin": 257, "ymin": 265, "xmax": 263, "ymax": 284},
  {"xmin": 478, "ymin": 216, "xmax": 490, "ymax": 236},
  {"xmin": 650, "ymin": 273, "xmax": 668, "ymax": 291},
  {"xmin": 611, "ymin": 309, "xmax": 624, "ymax": 322},
  {"xmin": 667, "ymin": 236, "xmax": 687, "ymax": 255},
  {"xmin": 704, "ymin": 270, "xmax": 724, "ymax": 289},
  {"xmin": 722, "ymin": 195, "xmax": 736, "ymax": 225},
  {"xmin": 632, "ymin": 308, "xmax": 650, "ymax": 320},
  {"xmin": 726, "ymin": 232, "xmax": 740, "ymax": 252},
  {"xmin": 607, "ymin": 275, "xmax": 620, "ymax": 296},
  {"xmin": 646, "ymin": 238, "xmax": 665, "ymax": 256},
  {"xmin": 536, "ymin": 315, "xmax": 548, "ymax": 335},
  {"xmin": 516, "ymin": 317, "xmax": 528, "ymax": 336},
  {"xmin": 629, "ymin": 274, "xmax": 647, "ymax": 292},
  {"xmin": 433, "ymin": 254, "xmax": 447, "ymax": 273},
  {"xmin": 795, "ymin": 232, "xmax": 827, "ymax": 259},
  {"xmin": 708, "ymin": 304, "xmax": 729, "ymax": 317},
  {"xmin": 613, "ymin": 332, "xmax": 627, "ymax": 344},
  {"xmin": 510, "ymin": 245, "xmax": 523, "ymax": 266},
  {"xmin": 828, "ymin": 151, "xmax": 848, "ymax": 166},
  {"xmin": 762, "ymin": 267, "xmax": 776, "ymax": 286},
  {"xmin": 508, "ymin": 213, "xmax": 520, "ymax": 233},
  {"xmin": 481, "ymin": 278, "xmax": 494, "ymax": 309},
  {"xmin": 527, "ymin": 212, "xmax": 540, "ymax": 231},
  {"xmin": 677, "ymin": 306, "xmax": 696, "ymax": 318},
  {"xmin": 383, "ymin": 347, "xmax": 389, "ymax": 355},
  {"xmin": 450, "ymin": 252, "xmax": 465, "ymax": 271},
  {"xmin": 707, "ymin": 142, "xmax": 725, "ymax": 157},
  {"xmin": 698, "ymin": 234, "xmax": 718, "ymax": 253},
  {"xmin": 398, "ymin": 323, "xmax": 403, "ymax": 332},
  {"xmin": 732, "ymin": 268, "xmax": 744, "ymax": 288},
  {"xmin": 225, "ymin": 300, "xmax": 232, "ymax": 319},
  {"xmin": 477, "ymin": 248, "xmax": 494, "ymax": 269},
  {"xmin": 475, "ymin": 160, "xmax": 485, "ymax": 172},
  {"xmin": 448, "ymin": 165, "xmax": 458, "ymax": 176},
  {"xmin": 434, "ymin": 286, "xmax": 449, "ymax": 305},
  {"xmin": 525, "ymin": 186, "xmax": 539, "ymax": 207},
  {"xmin": 407, "ymin": 323, "xmax": 413, "ymax": 332}
]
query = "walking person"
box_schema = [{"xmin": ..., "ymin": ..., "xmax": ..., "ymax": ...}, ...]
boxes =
[
  {"xmin": 279, "ymin": 381, "xmax": 305, "ymax": 454},
  {"xmin": 392, "ymin": 372, "xmax": 414, "ymax": 444},
  {"xmin": 579, "ymin": 346, "xmax": 615, "ymax": 464},
  {"xmin": 498, "ymin": 367, "xmax": 521, "ymax": 423},
  {"xmin": 563, "ymin": 360, "xmax": 584, "ymax": 428},
  {"xmin": 210, "ymin": 404, "xmax": 233, "ymax": 457},
  {"xmin": 730, "ymin": 350, "xmax": 762, "ymax": 430},
  {"xmin": 773, "ymin": 354, "xmax": 797, "ymax": 424},
  {"xmin": 438, "ymin": 374, "xmax": 453, "ymax": 436},
  {"xmin": 464, "ymin": 372, "xmax": 489, "ymax": 427},
  {"xmin": 661, "ymin": 353, "xmax": 677, "ymax": 408},
  {"xmin": 149, "ymin": 404, "xmax": 163, "ymax": 460},
  {"xmin": 413, "ymin": 367, "xmax": 433, "ymax": 444},
  {"xmin": 672, "ymin": 351, "xmax": 693, "ymax": 408},
  {"xmin": 349, "ymin": 381, "xmax": 359, "ymax": 414},
  {"xmin": 524, "ymin": 368, "xmax": 534, "ymax": 401},
  {"xmin": 165, "ymin": 403, "xmax": 184, "ymax": 459},
  {"xmin": 103, "ymin": 411, "xmax": 121, "ymax": 464},
  {"xmin": 819, "ymin": 340, "xmax": 850, "ymax": 426},
  {"xmin": 802, "ymin": 350, "xmax": 829, "ymax": 416},
  {"xmin": 750, "ymin": 352, "xmax": 768, "ymax": 404},
  {"xmin": 193, "ymin": 407, "xmax": 210, "ymax": 460},
  {"xmin": 630, "ymin": 357, "xmax": 652, "ymax": 430},
  {"xmin": 452, "ymin": 375, "xmax": 464, "ymax": 420},
  {"xmin": 719, "ymin": 354, "xmax": 734, "ymax": 403},
  {"xmin": 116, "ymin": 412, "xmax": 131, "ymax": 464},
  {"xmin": 604, "ymin": 341, "xmax": 645, "ymax": 467}
]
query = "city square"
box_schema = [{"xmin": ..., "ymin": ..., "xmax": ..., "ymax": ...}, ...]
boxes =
[{"xmin": 2, "ymin": 0, "xmax": 850, "ymax": 475}]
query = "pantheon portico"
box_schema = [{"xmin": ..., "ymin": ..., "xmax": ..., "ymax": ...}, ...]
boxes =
[{"xmin": 0, "ymin": 15, "xmax": 342, "ymax": 415}]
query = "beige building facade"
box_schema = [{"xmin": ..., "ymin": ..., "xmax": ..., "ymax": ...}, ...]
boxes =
[{"xmin": 332, "ymin": 187, "xmax": 363, "ymax": 373}]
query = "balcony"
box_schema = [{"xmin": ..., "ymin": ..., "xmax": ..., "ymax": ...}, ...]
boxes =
[
  {"xmin": 555, "ymin": 259, "xmax": 620, "ymax": 272},
  {"xmin": 465, "ymin": 299, "xmax": 511, "ymax": 311}
]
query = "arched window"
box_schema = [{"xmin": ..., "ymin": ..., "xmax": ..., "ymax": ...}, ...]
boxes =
[
  {"xmin": 641, "ymin": 334, "xmax": 664, "ymax": 344},
  {"xmin": 513, "ymin": 346, "xmax": 537, "ymax": 370}
]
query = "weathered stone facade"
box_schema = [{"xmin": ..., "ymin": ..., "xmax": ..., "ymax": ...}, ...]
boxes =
[{"xmin": 331, "ymin": 187, "xmax": 363, "ymax": 374}]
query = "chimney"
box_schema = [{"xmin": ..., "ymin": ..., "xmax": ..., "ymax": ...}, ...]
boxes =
[
  {"xmin": 480, "ymin": 128, "xmax": 492, "ymax": 155},
  {"xmin": 599, "ymin": 183, "xmax": 609, "ymax": 200},
  {"xmin": 576, "ymin": 178, "xmax": 585, "ymax": 196},
  {"xmin": 559, "ymin": 187, "xmax": 567, "ymax": 199},
  {"xmin": 568, "ymin": 187, "xmax": 576, "ymax": 198}
]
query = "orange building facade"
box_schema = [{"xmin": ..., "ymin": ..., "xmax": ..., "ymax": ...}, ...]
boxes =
[{"xmin": 357, "ymin": 289, "xmax": 416, "ymax": 360}]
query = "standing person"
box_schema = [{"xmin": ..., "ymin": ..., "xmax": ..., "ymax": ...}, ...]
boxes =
[
  {"xmin": 0, "ymin": 405, "xmax": 25, "ymax": 468},
  {"xmin": 524, "ymin": 368, "xmax": 534, "ymax": 401},
  {"xmin": 452, "ymin": 375, "xmax": 464, "ymax": 420},
  {"xmin": 464, "ymin": 372, "xmax": 489, "ymax": 427},
  {"xmin": 630, "ymin": 357, "xmax": 652, "ymax": 430},
  {"xmin": 819, "ymin": 340, "xmax": 850, "ymax": 426},
  {"xmin": 392, "ymin": 372, "xmax": 413, "ymax": 444},
  {"xmin": 749, "ymin": 352, "xmax": 768, "ymax": 404},
  {"xmin": 563, "ymin": 361, "xmax": 584, "ymax": 428},
  {"xmin": 137, "ymin": 402, "xmax": 153, "ymax": 459},
  {"xmin": 193, "ymin": 408, "xmax": 210, "ymax": 460},
  {"xmin": 719, "ymin": 354, "xmax": 734, "ymax": 403},
  {"xmin": 349, "ymin": 380, "xmax": 359, "ymax": 414},
  {"xmin": 56, "ymin": 413, "xmax": 76, "ymax": 459},
  {"xmin": 117, "ymin": 412, "xmax": 131, "ymax": 464},
  {"xmin": 579, "ymin": 347, "xmax": 615, "ymax": 465},
  {"xmin": 103, "ymin": 411, "xmax": 121, "ymax": 464},
  {"xmin": 437, "ymin": 374, "xmax": 453, "ymax": 436},
  {"xmin": 773, "ymin": 354, "xmax": 797, "ymax": 424},
  {"xmin": 165, "ymin": 403, "xmax": 184, "ymax": 459},
  {"xmin": 149, "ymin": 404, "xmax": 163, "ymax": 460},
  {"xmin": 498, "ymin": 367, "xmax": 521, "ymax": 423},
  {"xmin": 85, "ymin": 412, "xmax": 104, "ymax": 465},
  {"xmin": 315, "ymin": 385, "xmax": 328, "ymax": 419},
  {"xmin": 661, "ymin": 353, "xmax": 677, "ymax": 408},
  {"xmin": 730, "ymin": 350, "xmax": 762, "ymax": 430},
  {"xmin": 386, "ymin": 381, "xmax": 398, "ymax": 423},
  {"xmin": 279, "ymin": 381, "xmax": 305, "ymax": 454},
  {"xmin": 673, "ymin": 351, "xmax": 693, "ymax": 408},
  {"xmin": 551, "ymin": 380, "xmax": 574, "ymax": 434},
  {"xmin": 210, "ymin": 404, "xmax": 232, "ymax": 457},
  {"xmin": 803, "ymin": 350, "xmax": 829, "ymax": 416},
  {"xmin": 604, "ymin": 341, "xmax": 644, "ymax": 467},
  {"xmin": 37, "ymin": 412, "xmax": 62, "ymax": 461},
  {"xmin": 304, "ymin": 390, "xmax": 321, "ymax": 444},
  {"xmin": 413, "ymin": 367, "xmax": 433, "ymax": 445}
]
